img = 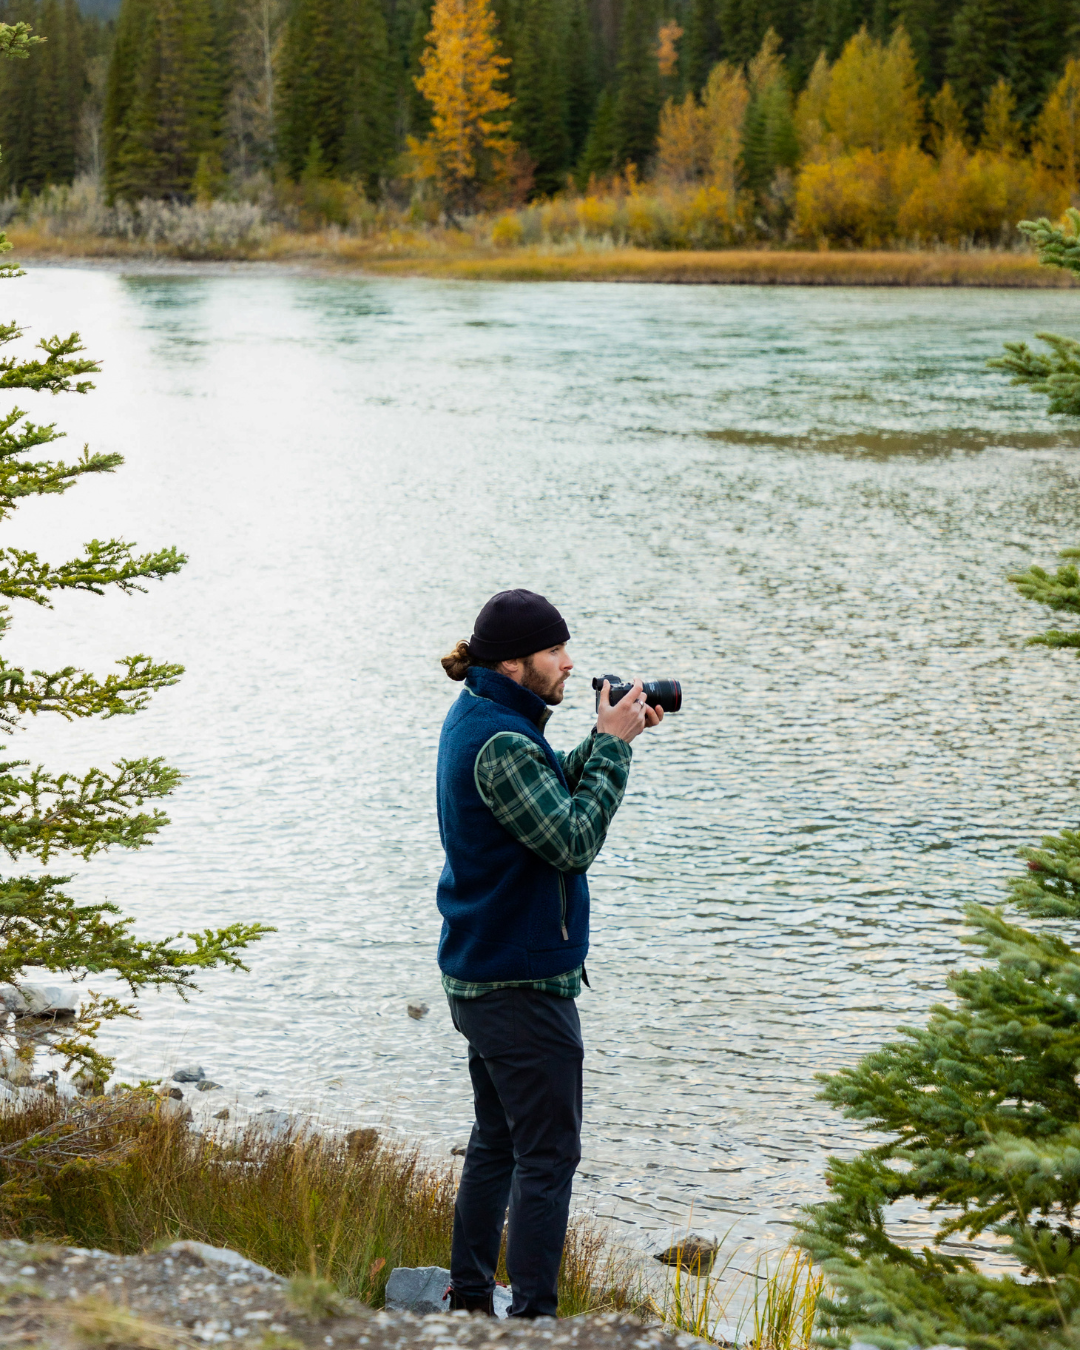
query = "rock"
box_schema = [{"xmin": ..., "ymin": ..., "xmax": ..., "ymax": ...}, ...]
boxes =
[
  {"xmin": 407, "ymin": 1001, "xmax": 429, "ymax": 1020},
  {"xmin": 196, "ymin": 1080, "xmax": 223, "ymax": 1091},
  {"xmin": 172, "ymin": 1065, "xmax": 206, "ymax": 1084},
  {"xmin": 653, "ymin": 1236, "xmax": 718, "ymax": 1272},
  {"xmin": 155, "ymin": 1085, "xmax": 183, "ymax": 1100},
  {"xmin": 6, "ymin": 1061, "xmax": 32, "ymax": 1088},
  {"xmin": 451, "ymin": 1146, "xmax": 467, "ymax": 1157},
  {"xmin": 385, "ymin": 1267, "xmax": 450, "ymax": 1316},
  {"xmin": 158, "ymin": 1097, "xmax": 193, "ymax": 1123},
  {"xmin": 71, "ymin": 1069, "xmax": 101, "ymax": 1097},
  {"xmin": 384, "ymin": 1267, "xmax": 511, "ymax": 1318},
  {"xmin": 213, "ymin": 1107, "xmax": 230, "ymax": 1120},
  {"xmin": 346, "ymin": 1128, "xmax": 378, "ymax": 1157},
  {"xmin": 254, "ymin": 1088, "xmax": 270, "ymax": 1098},
  {"xmin": 166, "ymin": 1241, "xmax": 282, "ymax": 1284},
  {"xmin": 19, "ymin": 985, "xmax": 79, "ymax": 1018},
  {"xmin": 0, "ymin": 986, "xmax": 28, "ymax": 1017},
  {"xmin": 253, "ymin": 1109, "xmax": 293, "ymax": 1139}
]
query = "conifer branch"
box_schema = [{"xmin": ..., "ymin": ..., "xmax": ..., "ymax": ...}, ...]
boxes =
[
  {"xmin": 0, "ymin": 541, "xmax": 187, "ymax": 605},
  {"xmin": 1007, "ymin": 549, "xmax": 1080, "ymax": 656},
  {"xmin": 0, "ymin": 655, "xmax": 184, "ymax": 731},
  {"xmin": 0, "ymin": 21, "xmax": 42, "ymax": 60},
  {"xmin": 0, "ymin": 333, "xmax": 98, "ymax": 396},
  {"xmin": 1019, "ymin": 209, "xmax": 1080, "ymax": 278},
  {"xmin": 0, "ymin": 757, "xmax": 181, "ymax": 862}
]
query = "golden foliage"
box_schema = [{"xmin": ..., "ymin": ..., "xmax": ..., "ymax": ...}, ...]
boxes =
[
  {"xmin": 1033, "ymin": 56, "xmax": 1080, "ymax": 192},
  {"xmin": 929, "ymin": 81, "xmax": 969, "ymax": 154},
  {"xmin": 980, "ymin": 79, "xmax": 1021, "ymax": 156},
  {"xmin": 655, "ymin": 60, "xmax": 747, "ymax": 196},
  {"xmin": 801, "ymin": 26, "xmax": 924, "ymax": 155},
  {"xmin": 656, "ymin": 21, "xmax": 682, "ymax": 79},
  {"xmin": 408, "ymin": 0, "xmax": 515, "ymax": 210},
  {"xmin": 794, "ymin": 52, "xmax": 831, "ymax": 158},
  {"xmin": 747, "ymin": 27, "xmax": 784, "ymax": 100},
  {"xmin": 795, "ymin": 141, "xmax": 1066, "ymax": 246}
]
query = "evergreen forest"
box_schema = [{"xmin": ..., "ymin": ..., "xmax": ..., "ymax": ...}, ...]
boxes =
[{"xmin": 1, "ymin": 0, "xmax": 1080, "ymax": 236}]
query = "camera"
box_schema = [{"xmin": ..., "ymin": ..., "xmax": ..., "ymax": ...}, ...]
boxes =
[{"xmin": 592, "ymin": 674, "xmax": 682, "ymax": 714}]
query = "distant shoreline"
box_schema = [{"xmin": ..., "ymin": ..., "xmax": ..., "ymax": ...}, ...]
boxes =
[{"xmin": 6, "ymin": 233, "xmax": 1077, "ymax": 288}]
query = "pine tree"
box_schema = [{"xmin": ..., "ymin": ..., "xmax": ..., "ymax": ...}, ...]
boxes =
[
  {"xmin": 611, "ymin": 0, "xmax": 659, "ymax": 170},
  {"xmin": 512, "ymin": 0, "xmax": 570, "ymax": 196},
  {"xmin": 224, "ymin": 0, "xmax": 283, "ymax": 176},
  {"xmin": 408, "ymin": 0, "xmax": 514, "ymax": 212},
  {"xmin": 276, "ymin": 0, "xmax": 393, "ymax": 190},
  {"xmin": 980, "ymin": 76, "xmax": 1021, "ymax": 154},
  {"xmin": 563, "ymin": 0, "xmax": 595, "ymax": 163},
  {"xmin": 796, "ymin": 220, "xmax": 1080, "ymax": 1350},
  {"xmin": 739, "ymin": 27, "xmax": 796, "ymax": 196},
  {"xmin": 0, "ymin": 22, "xmax": 269, "ymax": 1085},
  {"xmin": 103, "ymin": 0, "xmax": 225, "ymax": 199},
  {"xmin": 683, "ymin": 0, "xmax": 720, "ymax": 95},
  {"xmin": 575, "ymin": 81, "xmax": 615, "ymax": 182},
  {"xmin": 0, "ymin": 0, "xmax": 87, "ymax": 193},
  {"xmin": 405, "ymin": 0, "xmax": 434, "ymax": 135}
]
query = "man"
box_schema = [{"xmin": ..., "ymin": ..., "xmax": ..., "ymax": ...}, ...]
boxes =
[{"xmin": 436, "ymin": 588, "xmax": 663, "ymax": 1319}]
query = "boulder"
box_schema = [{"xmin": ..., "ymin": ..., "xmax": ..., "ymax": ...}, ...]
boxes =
[
  {"xmin": 0, "ymin": 987, "xmax": 27, "ymax": 1017},
  {"xmin": 155, "ymin": 1085, "xmax": 183, "ymax": 1100},
  {"xmin": 407, "ymin": 1002, "xmax": 429, "ymax": 1020},
  {"xmin": 158, "ymin": 1097, "xmax": 193, "ymax": 1124},
  {"xmin": 18, "ymin": 985, "xmax": 78, "ymax": 1018},
  {"xmin": 196, "ymin": 1080, "xmax": 223, "ymax": 1092},
  {"xmin": 166, "ymin": 1241, "xmax": 282, "ymax": 1284},
  {"xmin": 653, "ymin": 1236, "xmax": 718, "ymax": 1272},
  {"xmin": 172, "ymin": 1066, "xmax": 206, "ymax": 1084},
  {"xmin": 213, "ymin": 1108, "xmax": 230, "ymax": 1121},
  {"xmin": 384, "ymin": 1267, "xmax": 510, "ymax": 1318}
]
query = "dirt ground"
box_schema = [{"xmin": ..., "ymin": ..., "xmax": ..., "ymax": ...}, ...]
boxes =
[{"xmin": 0, "ymin": 1240, "xmax": 710, "ymax": 1350}]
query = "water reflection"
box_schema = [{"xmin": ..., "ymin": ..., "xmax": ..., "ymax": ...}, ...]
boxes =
[{"xmin": 8, "ymin": 267, "xmax": 1080, "ymax": 1273}]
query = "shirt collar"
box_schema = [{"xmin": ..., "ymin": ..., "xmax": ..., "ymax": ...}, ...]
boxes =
[{"xmin": 465, "ymin": 666, "xmax": 553, "ymax": 730}]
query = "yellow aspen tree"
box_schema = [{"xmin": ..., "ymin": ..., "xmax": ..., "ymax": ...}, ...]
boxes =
[
  {"xmin": 656, "ymin": 91, "xmax": 704, "ymax": 183},
  {"xmin": 928, "ymin": 81, "xmax": 969, "ymax": 154},
  {"xmin": 793, "ymin": 51, "xmax": 832, "ymax": 158},
  {"xmin": 1033, "ymin": 57, "xmax": 1080, "ymax": 195},
  {"xmin": 700, "ymin": 60, "xmax": 748, "ymax": 193},
  {"xmin": 408, "ymin": 0, "xmax": 514, "ymax": 212},
  {"xmin": 824, "ymin": 26, "xmax": 922, "ymax": 153},
  {"xmin": 979, "ymin": 78, "xmax": 1021, "ymax": 156}
]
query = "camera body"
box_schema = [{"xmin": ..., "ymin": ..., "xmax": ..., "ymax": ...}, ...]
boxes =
[{"xmin": 592, "ymin": 674, "xmax": 682, "ymax": 714}]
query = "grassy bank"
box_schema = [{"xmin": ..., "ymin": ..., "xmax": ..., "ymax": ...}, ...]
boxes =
[
  {"xmin": 5, "ymin": 225, "xmax": 1073, "ymax": 286},
  {"xmin": 0, "ymin": 1092, "xmax": 823, "ymax": 1346}
]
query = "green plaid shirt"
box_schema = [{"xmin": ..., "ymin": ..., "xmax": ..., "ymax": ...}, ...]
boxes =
[{"xmin": 442, "ymin": 694, "xmax": 632, "ymax": 1001}]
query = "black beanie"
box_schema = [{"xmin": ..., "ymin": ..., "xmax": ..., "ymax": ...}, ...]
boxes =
[{"xmin": 468, "ymin": 590, "xmax": 571, "ymax": 662}]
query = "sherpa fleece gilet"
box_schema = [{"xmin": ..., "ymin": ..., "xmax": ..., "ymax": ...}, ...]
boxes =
[{"xmin": 436, "ymin": 666, "xmax": 589, "ymax": 982}]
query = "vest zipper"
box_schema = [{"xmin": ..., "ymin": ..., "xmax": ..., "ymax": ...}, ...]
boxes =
[{"xmin": 559, "ymin": 873, "xmax": 568, "ymax": 940}]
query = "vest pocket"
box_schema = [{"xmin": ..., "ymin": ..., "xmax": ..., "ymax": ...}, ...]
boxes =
[{"xmin": 559, "ymin": 873, "xmax": 568, "ymax": 940}]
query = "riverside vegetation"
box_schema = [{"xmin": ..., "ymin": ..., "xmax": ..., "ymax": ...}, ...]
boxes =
[{"xmin": 4, "ymin": 0, "xmax": 1080, "ymax": 270}]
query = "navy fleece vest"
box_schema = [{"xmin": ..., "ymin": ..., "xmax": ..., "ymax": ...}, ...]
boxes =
[{"xmin": 436, "ymin": 667, "xmax": 590, "ymax": 982}]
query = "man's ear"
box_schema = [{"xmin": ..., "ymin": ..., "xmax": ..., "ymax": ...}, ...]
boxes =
[{"xmin": 498, "ymin": 657, "xmax": 523, "ymax": 681}]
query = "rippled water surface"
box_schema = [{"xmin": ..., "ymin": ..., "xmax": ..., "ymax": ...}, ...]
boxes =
[{"xmin": 7, "ymin": 265, "xmax": 1080, "ymax": 1265}]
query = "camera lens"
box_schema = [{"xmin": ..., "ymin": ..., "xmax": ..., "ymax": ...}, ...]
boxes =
[{"xmin": 642, "ymin": 679, "xmax": 681, "ymax": 713}]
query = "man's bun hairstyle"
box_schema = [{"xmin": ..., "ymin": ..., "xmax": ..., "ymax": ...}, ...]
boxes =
[
  {"xmin": 441, "ymin": 640, "xmax": 473, "ymax": 681},
  {"xmin": 441, "ymin": 590, "xmax": 571, "ymax": 681}
]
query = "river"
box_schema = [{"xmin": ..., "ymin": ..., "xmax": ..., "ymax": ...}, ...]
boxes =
[{"xmin": 6, "ymin": 263, "xmax": 1080, "ymax": 1276}]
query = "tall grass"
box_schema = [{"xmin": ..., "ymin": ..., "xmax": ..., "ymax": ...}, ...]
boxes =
[
  {"xmin": 656, "ymin": 1239, "xmax": 823, "ymax": 1349},
  {"xmin": 0, "ymin": 1093, "xmax": 824, "ymax": 1343},
  {"xmin": 0, "ymin": 1092, "xmax": 639, "ymax": 1319}
]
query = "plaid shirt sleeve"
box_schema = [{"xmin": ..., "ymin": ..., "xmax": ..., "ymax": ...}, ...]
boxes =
[{"xmin": 475, "ymin": 731, "xmax": 632, "ymax": 874}]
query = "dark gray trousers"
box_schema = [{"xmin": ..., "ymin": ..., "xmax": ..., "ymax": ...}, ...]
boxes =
[{"xmin": 446, "ymin": 987, "xmax": 584, "ymax": 1319}]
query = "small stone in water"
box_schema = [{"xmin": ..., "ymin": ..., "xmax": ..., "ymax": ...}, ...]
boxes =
[
  {"xmin": 197, "ymin": 1081, "xmax": 223, "ymax": 1091},
  {"xmin": 654, "ymin": 1236, "xmax": 718, "ymax": 1271},
  {"xmin": 254, "ymin": 1089, "xmax": 270, "ymax": 1098},
  {"xmin": 155, "ymin": 1085, "xmax": 184, "ymax": 1101},
  {"xmin": 213, "ymin": 1108, "xmax": 230, "ymax": 1120},
  {"xmin": 347, "ymin": 1127, "xmax": 378, "ymax": 1156},
  {"xmin": 172, "ymin": 1066, "xmax": 206, "ymax": 1084},
  {"xmin": 407, "ymin": 1001, "xmax": 429, "ymax": 1020},
  {"xmin": 450, "ymin": 1146, "xmax": 466, "ymax": 1157}
]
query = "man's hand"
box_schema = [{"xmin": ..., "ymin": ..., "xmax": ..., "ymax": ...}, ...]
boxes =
[{"xmin": 596, "ymin": 679, "xmax": 665, "ymax": 744}]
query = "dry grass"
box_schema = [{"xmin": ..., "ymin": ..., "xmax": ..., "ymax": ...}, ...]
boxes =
[
  {"xmin": 4, "ymin": 225, "xmax": 1072, "ymax": 287},
  {"xmin": 0, "ymin": 1092, "xmax": 639, "ymax": 1320}
]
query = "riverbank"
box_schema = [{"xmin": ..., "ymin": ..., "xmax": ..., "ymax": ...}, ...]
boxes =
[
  {"xmin": 0, "ymin": 1090, "xmax": 821, "ymax": 1347},
  {"xmin": 5, "ymin": 228, "xmax": 1073, "ymax": 287}
]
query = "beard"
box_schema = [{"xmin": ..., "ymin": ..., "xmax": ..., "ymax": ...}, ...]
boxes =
[{"xmin": 520, "ymin": 656, "xmax": 566, "ymax": 705}]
